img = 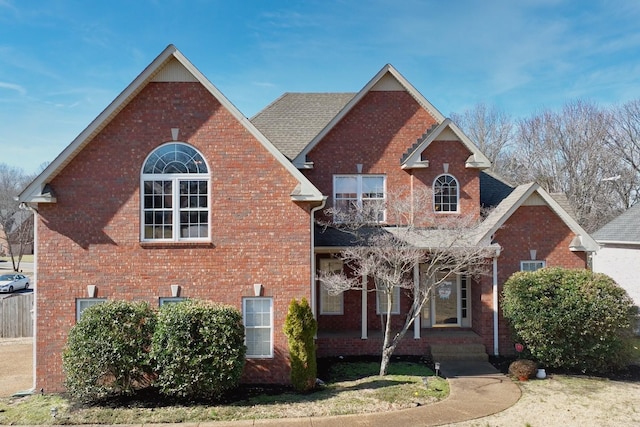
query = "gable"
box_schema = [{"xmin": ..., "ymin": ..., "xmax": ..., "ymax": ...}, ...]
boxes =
[{"xmin": 18, "ymin": 45, "xmax": 323, "ymax": 205}]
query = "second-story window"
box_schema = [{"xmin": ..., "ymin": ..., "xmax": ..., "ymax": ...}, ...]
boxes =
[
  {"xmin": 141, "ymin": 143, "xmax": 210, "ymax": 242},
  {"xmin": 334, "ymin": 175, "xmax": 386, "ymax": 223},
  {"xmin": 434, "ymin": 174, "xmax": 459, "ymax": 213}
]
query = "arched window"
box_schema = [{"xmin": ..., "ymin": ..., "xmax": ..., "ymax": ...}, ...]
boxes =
[
  {"xmin": 433, "ymin": 174, "xmax": 459, "ymax": 212},
  {"xmin": 141, "ymin": 143, "xmax": 210, "ymax": 241}
]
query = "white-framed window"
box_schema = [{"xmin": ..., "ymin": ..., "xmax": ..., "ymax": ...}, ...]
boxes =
[
  {"xmin": 521, "ymin": 260, "xmax": 546, "ymax": 272},
  {"xmin": 319, "ymin": 258, "xmax": 344, "ymax": 315},
  {"xmin": 334, "ymin": 175, "xmax": 386, "ymax": 222},
  {"xmin": 376, "ymin": 287, "xmax": 400, "ymax": 315},
  {"xmin": 141, "ymin": 143, "xmax": 210, "ymax": 242},
  {"xmin": 159, "ymin": 297, "xmax": 186, "ymax": 306},
  {"xmin": 76, "ymin": 298, "xmax": 107, "ymax": 322},
  {"xmin": 243, "ymin": 297, "xmax": 274, "ymax": 358},
  {"xmin": 434, "ymin": 174, "xmax": 459, "ymax": 212}
]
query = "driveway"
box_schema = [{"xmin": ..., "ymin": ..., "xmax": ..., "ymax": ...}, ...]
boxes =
[{"xmin": 0, "ymin": 337, "xmax": 33, "ymax": 396}]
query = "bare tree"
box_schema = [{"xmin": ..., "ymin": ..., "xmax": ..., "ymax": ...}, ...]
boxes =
[
  {"xmin": 0, "ymin": 163, "xmax": 35, "ymax": 271},
  {"xmin": 451, "ymin": 103, "xmax": 514, "ymax": 175},
  {"xmin": 606, "ymin": 99, "xmax": 640, "ymax": 207},
  {"xmin": 318, "ymin": 189, "xmax": 492, "ymax": 375},
  {"xmin": 508, "ymin": 100, "xmax": 630, "ymax": 232}
]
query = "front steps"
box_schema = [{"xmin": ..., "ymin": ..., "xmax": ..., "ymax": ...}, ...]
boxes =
[{"xmin": 430, "ymin": 342, "xmax": 489, "ymax": 362}]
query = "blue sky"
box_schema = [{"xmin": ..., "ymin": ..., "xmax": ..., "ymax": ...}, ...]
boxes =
[{"xmin": 2, "ymin": 0, "xmax": 640, "ymax": 175}]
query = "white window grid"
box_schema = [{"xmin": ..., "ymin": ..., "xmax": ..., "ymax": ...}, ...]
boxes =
[
  {"xmin": 334, "ymin": 175, "xmax": 386, "ymax": 223},
  {"xmin": 433, "ymin": 174, "xmax": 459, "ymax": 213},
  {"xmin": 319, "ymin": 259, "xmax": 344, "ymax": 315},
  {"xmin": 521, "ymin": 260, "xmax": 546, "ymax": 272},
  {"xmin": 243, "ymin": 297, "xmax": 274, "ymax": 358},
  {"xmin": 76, "ymin": 298, "xmax": 107, "ymax": 322}
]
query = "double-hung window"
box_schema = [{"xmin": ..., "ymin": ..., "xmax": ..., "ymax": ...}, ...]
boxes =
[
  {"xmin": 319, "ymin": 258, "xmax": 344, "ymax": 315},
  {"xmin": 141, "ymin": 143, "xmax": 210, "ymax": 242},
  {"xmin": 434, "ymin": 174, "xmax": 459, "ymax": 213},
  {"xmin": 334, "ymin": 175, "xmax": 386, "ymax": 222},
  {"xmin": 376, "ymin": 287, "xmax": 400, "ymax": 315},
  {"xmin": 243, "ymin": 298, "xmax": 274, "ymax": 358}
]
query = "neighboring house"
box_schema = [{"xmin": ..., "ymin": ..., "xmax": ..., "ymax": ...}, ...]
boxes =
[
  {"xmin": 18, "ymin": 45, "xmax": 598, "ymax": 392},
  {"xmin": 592, "ymin": 203, "xmax": 640, "ymax": 331}
]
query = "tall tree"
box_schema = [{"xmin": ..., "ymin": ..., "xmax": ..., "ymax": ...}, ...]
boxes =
[
  {"xmin": 508, "ymin": 100, "xmax": 629, "ymax": 232},
  {"xmin": 451, "ymin": 103, "xmax": 514, "ymax": 175},
  {"xmin": 0, "ymin": 163, "xmax": 34, "ymax": 271},
  {"xmin": 318, "ymin": 189, "xmax": 492, "ymax": 376}
]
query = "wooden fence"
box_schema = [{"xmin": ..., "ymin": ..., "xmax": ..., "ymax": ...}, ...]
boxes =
[{"xmin": 0, "ymin": 293, "xmax": 33, "ymax": 338}]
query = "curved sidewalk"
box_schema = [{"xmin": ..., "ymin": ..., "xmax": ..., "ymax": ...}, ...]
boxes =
[{"xmin": 204, "ymin": 361, "xmax": 522, "ymax": 427}]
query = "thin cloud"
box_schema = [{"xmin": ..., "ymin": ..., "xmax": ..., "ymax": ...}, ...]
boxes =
[{"xmin": 0, "ymin": 81, "xmax": 26, "ymax": 95}]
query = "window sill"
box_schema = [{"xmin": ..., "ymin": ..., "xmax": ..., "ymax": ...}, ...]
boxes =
[{"xmin": 140, "ymin": 241, "xmax": 214, "ymax": 249}]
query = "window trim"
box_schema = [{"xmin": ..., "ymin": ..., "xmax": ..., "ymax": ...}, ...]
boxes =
[
  {"xmin": 243, "ymin": 297, "xmax": 274, "ymax": 358},
  {"xmin": 376, "ymin": 287, "xmax": 400, "ymax": 315},
  {"xmin": 333, "ymin": 174, "xmax": 386, "ymax": 223},
  {"xmin": 433, "ymin": 174, "xmax": 459, "ymax": 213},
  {"xmin": 140, "ymin": 142, "xmax": 211, "ymax": 243},
  {"xmin": 520, "ymin": 260, "xmax": 546, "ymax": 272},
  {"xmin": 76, "ymin": 298, "xmax": 107, "ymax": 322}
]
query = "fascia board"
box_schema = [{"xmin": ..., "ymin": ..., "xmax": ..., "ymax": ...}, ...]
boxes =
[
  {"xmin": 18, "ymin": 45, "xmax": 323, "ymax": 203},
  {"xmin": 18, "ymin": 45, "xmax": 180, "ymax": 203},
  {"xmin": 293, "ymin": 64, "xmax": 446, "ymax": 168},
  {"xmin": 402, "ymin": 119, "xmax": 492, "ymax": 170}
]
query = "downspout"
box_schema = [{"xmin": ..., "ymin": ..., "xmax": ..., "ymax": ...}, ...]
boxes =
[
  {"xmin": 19, "ymin": 202, "xmax": 37, "ymax": 393},
  {"xmin": 492, "ymin": 246, "xmax": 501, "ymax": 356},
  {"xmin": 310, "ymin": 197, "xmax": 327, "ymax": 319}
]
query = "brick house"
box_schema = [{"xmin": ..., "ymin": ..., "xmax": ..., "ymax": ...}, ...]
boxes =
[{"xmin": 18, "ymin": 45, "xmax": 597, "ymax": 392}]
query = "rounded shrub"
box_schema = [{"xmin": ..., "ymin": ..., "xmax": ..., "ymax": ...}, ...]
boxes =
[
  {"xmin": 283, "ymin": 298, "xmax": 317, "ymax": 392},
  {"xmin": 151, "ymin": 299, "xmax": 246, "ymax": 399},
  {"xmin": 502, "ymin": 267, "xmax": 637, "ymax": 372},
  {"xmin": 62, "ymin": 300, "xmax": 157, "ymax": 401}
]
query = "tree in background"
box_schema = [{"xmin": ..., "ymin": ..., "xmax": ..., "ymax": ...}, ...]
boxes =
[
  {"xmin": 454, "ymin": 101, "xmax": 639, "ymax": 233},
  {"xmin": 0, "ymin": 163, "xmax": 35, "ymax": 271}
]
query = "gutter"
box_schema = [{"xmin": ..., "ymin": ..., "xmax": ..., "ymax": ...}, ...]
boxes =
[{"xmin": 309, "ymin": 197, "xmax": 327, "ymax": 319}]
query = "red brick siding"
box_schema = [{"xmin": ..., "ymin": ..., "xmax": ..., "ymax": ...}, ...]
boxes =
[{"xmin": 35, "ymin": 82, "xmax": 313, "ymax": 391}]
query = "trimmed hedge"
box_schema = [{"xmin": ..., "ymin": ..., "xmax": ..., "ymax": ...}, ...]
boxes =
[
  {"xmin": 151, "ymin": 299, "xmax": 246, "ymax": 399},
  {"xmin": 502, "ymin": 267, "xmax": 637, "ymax": 372},
  {"xmin": 283, "ymin": 298, "xmax": 317, "ymax": 392},
  {"xmin": 62, "ymin": 300, "xmax": 157, "ymax": 401}
]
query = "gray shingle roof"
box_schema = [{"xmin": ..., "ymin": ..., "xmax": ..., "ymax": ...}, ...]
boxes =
[
  {"xmin": 592, "ymin": 203, "xmax": 640, "ymax": 244},
  {"xmin": 250, "ymin": 93, "xmax": 355, "ymax": 160},
  {"xmin": 479, "ymin": 170, "xmax": 514, "ymax": 209}
]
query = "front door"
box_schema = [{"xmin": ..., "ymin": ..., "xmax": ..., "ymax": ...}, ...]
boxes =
[{"xmin": 432, "ymin": 276, "xmax": 460, "ymax": 326}]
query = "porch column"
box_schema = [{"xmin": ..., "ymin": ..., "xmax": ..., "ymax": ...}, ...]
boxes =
[
  {"xmin": 361, "ymin": 274, "xmax": 368, "ymax": 339},
  {"xmin": 492, "ymin": 254, "xmax": 499, "ymax": 356},
  {"xmin": 413, "ymin": 264, "xmax": 420, "ymax": 339}
]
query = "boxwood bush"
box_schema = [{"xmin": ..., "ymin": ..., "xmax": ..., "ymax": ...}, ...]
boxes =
[
  {"xmin": 151, "ymin": 299, "xmax": 246, "ymax": 399},
  {"xmin": 502, "ymin": 267, "xmax": 637, "ymax": 372},
  {"xmin": 62, "ymin": 300, "xmax": 157, "ymax": 401}
]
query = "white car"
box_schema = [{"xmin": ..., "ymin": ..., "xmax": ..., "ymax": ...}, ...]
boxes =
[{"xmin": 0, "ymin": 274, "xmax": 30, "ymax": 293}]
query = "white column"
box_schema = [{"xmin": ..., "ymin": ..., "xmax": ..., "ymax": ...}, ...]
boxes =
[
  {"xmin": 361, "ymin": 275, "xmax": 368, "ymax": 339},
  {"xmin": 492, "ymin": 255, "xmax": 499, "ymax": 356},
  {"xmin": 413, "ymin": 264, "xmax": 421, "ymax": 339}
]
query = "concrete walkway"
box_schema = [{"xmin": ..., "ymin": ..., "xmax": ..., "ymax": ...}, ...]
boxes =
[{"xmin": 194, "ymin": 361, "xmax": 521, "ymax": 427}]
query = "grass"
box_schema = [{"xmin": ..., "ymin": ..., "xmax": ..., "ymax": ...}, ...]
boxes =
[{"xmin": 0, "ymin": 360, "xmax": 449, "ymax": 425}]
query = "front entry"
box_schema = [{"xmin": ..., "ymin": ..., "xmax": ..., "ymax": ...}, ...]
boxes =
[{"xmin": 420, "ymin": 267, "xmax": 470, "ymax": 328}]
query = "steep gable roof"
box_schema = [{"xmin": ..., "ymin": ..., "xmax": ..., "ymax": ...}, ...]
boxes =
[
  {"xmin": 290, "ymin": 64, "xmax": 447, "ymax": 168},
  {"xmin": 592, "ymin": 203, "xmax": 640, "ymax": 245},
  {"xmin": 473, "ymin": 182, "xmax": 599, "ymax": 252},
  {"xmin": 18, "ymin": 45, "xmax": 323, "ymax": 204},
  {"xmin": 400, "ymin": 118, "xmax": 491, "ymax": 170},
  {"xmin": 480, "ymin": 170, "xmax": 515, "ymax": 208},
  {"xmin": 250, "ymin": 93, "xmax": 355, "ymax": 160}
]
